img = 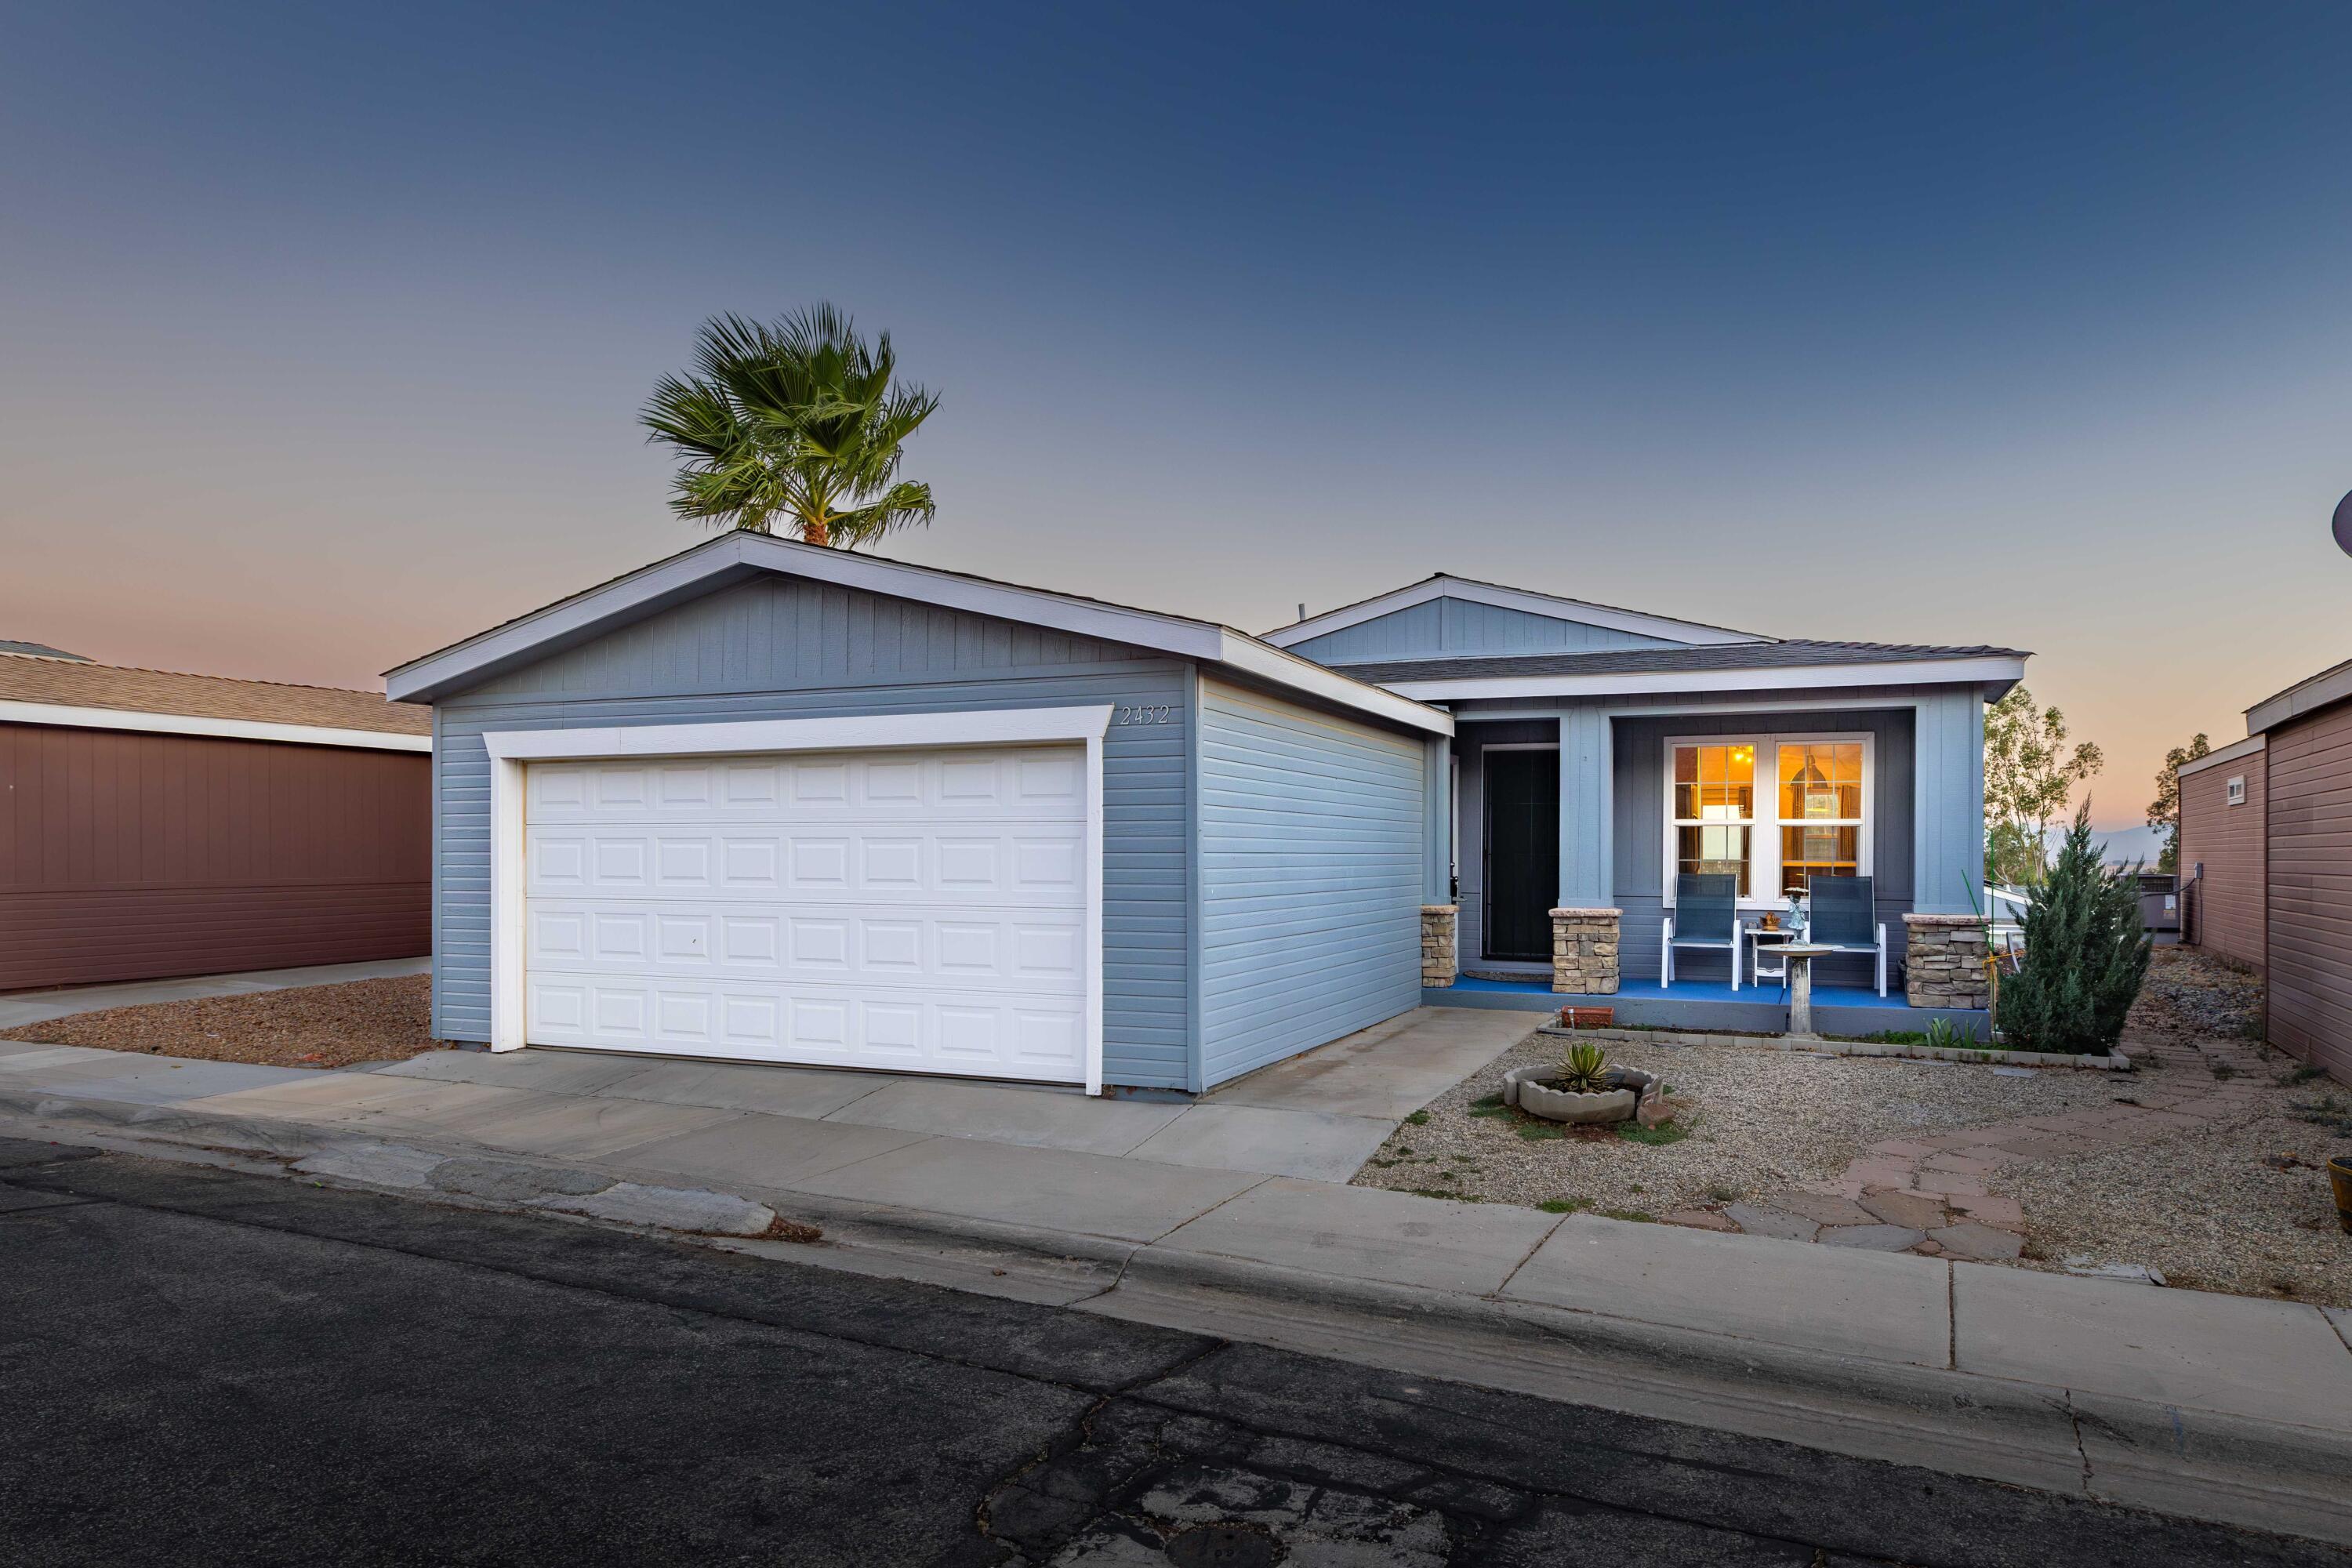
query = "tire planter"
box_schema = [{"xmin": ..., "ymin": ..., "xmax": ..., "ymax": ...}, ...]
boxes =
[{"xmin": 1502, "ymin": 1064, "xmax": 1637, "ymax": 1125}]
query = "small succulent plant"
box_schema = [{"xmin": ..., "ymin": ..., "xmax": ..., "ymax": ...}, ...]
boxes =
[
  {"xmin": 1925, "ymin": 1017, "xmax": 1968, "ymax": 1050},
  {"xmin": 1556, "ymin": 1040, "xmax": 1612, "ymax": 1094}
]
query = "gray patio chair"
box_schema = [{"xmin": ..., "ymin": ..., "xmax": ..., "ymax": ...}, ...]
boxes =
[
  {"xmin": 1662, "ymin": 873, "xmax": 1741, "ymax": 989},
  {"xmin": 1802, "ymin": 873, "xmax": 1888, "ymax": 997}
]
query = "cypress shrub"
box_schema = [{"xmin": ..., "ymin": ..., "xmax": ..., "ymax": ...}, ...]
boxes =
[{"xmin": 1997, "ymin": 806, "xmax": 2150, "ymax": 1054}]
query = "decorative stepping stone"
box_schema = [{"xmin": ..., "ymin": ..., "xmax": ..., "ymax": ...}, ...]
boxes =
[
  {"xmin": 1857, "ymin": 1189, "xmax": 1947, "ymax": 1230},
  {"xmin": 1929, "ymin": 1221, "xmax": 2025, "ymax": 1261},
  {"xmin": 1768, "ymin": 1189, "xmax": 1879, "ymax": 1227},
  {"xmin": 1661, "ymin": 1208, "xmax": 1739, "ymax": 1232},
  {"xmin": 1721, "ymin": 1203, "xmax": 1820, "ymax": 1243},
  {"xmin": 1819, "ymin": 1224, "xmax": 1928, "ymax": 1251}
]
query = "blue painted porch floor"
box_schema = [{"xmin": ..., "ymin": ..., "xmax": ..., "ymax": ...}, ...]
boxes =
[{"xmin": 1450, "ymin": 973, "xmax": 1893, "ymax": 1007}]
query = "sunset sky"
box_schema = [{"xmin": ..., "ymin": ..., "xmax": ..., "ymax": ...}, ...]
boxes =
[{"xmin": 4, "ymin": 3, "xmax": 2348, "ymax": 833}]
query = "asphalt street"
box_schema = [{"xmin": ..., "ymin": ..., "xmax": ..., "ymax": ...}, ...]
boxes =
[{"xmin": 0, "ymin": 1136, "xmax": 2343, "ymax": 1567}]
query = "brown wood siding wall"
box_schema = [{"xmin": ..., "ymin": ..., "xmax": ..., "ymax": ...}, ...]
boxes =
[
  {"xmin": 2267, "ymin": 701, "xmax": 2352, "ymax": 1083},
  {"xmin": 2178, "ymin": 755, "xmax": 2265, "ymax": 971},
  {"xmin": 0, "ymin": 722, "xmax": 429, "ymax": 990}
]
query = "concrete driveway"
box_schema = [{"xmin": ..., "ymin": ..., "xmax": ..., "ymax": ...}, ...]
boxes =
[{"xmin": 145, "ymin": 1005, "xmax": 1534, "ymax": 1185}]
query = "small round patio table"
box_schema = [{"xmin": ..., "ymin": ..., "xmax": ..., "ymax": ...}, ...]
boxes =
[{"xmin": 1774, "ymin": 943, "xmax": 1838, "ymax": 1037}]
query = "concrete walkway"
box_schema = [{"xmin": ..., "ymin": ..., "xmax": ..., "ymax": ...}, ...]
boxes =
[
  {"xmin": 0, "ymin": 956, "xmax": 431, "ymax": 1030},
  {"xmin": 2, "ymin": 1009, "xmax": 2350, "ymax": 1543}
]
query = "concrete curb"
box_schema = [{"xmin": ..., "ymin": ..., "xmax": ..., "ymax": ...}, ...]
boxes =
[{"xmin": 5, "ymin": 1086, "xmax": 2350, "ymax": 1545}]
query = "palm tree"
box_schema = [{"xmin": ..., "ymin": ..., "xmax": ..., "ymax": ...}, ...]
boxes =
[{"xmin": 640, "ymin": 305, "xmax": 939, "ymax": 548}]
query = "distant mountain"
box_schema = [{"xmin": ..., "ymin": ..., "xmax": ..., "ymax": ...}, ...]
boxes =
[{"xmin": 2088, "ymin": 823, "xmax": 2167, "ymax": 869}]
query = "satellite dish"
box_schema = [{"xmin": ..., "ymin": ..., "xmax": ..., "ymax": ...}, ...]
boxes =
[{"xmin": 2338, "ymin": 490, "xmax": 2352, "ymax": 557}]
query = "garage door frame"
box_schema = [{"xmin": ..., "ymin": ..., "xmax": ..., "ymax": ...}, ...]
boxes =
[{"xmin": 482, "ymin": 705, "xmax": 1112, "ymax": 1094}]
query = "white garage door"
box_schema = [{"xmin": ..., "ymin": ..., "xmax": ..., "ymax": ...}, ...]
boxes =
[{"xmin": 521, "ymin": 745, "xmax": 1091, "ymax": 1083}]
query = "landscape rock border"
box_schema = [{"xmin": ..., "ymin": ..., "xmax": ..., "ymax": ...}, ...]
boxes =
[{"xmin": 1541, "ymin": 1024, "xmax": 2129, "ymax": 1073}]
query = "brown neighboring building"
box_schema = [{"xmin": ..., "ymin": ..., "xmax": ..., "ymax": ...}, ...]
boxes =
[
  {"xmin": 0, "ymin": 644, "xmax": 430, "ymax": 992},
  {"xmin": 2177, "ymin": 656, "xmax": 2352, "ymax": 1084}
]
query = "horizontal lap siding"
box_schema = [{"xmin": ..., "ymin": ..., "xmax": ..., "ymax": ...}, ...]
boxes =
[
  {"xmin": 430, "ymin": 577, "xmax": 1192, "ymax": 1089},
  {"xmin": 0, "ymin": 723, "xmax": 428, "ymax": 989},
  {"xmin": 1196, "ymin": 678, "xmax": 1424, "ymax": 1087},
  {"xmin": 2267, "ymin": 703, "xmax": 2352, "ymax": 1082},
  {"xmin": 2179, "ymin": 760, "xmax": 2264, "ymax": 971}
]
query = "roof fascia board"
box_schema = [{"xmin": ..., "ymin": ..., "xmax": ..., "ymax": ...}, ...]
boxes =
[
  {"xmin": 1214, "ymin": 633, "xmax": 1453, "ymax": 736},
  {"xmin": 0, "ymin": 699, "xmax": 430, "ymax": 752},
  {"xmin": 2174, "ymin": 733, "xmax": 2267, "ymax": 777},
  {"xmin": 385, "ymin": 532, "xmax": 1446, "ymax": 735},
  {"xmin": 1377, "ymin": 655, "xmax": 2027, "ymax": 702},
  {"xmin": 1265, "ymin": 576, "xmax": 1767, "ymax": 650},
  {"xmin": 2247, "ymin": 659, "xmax": 2352, "ymax": 735}
]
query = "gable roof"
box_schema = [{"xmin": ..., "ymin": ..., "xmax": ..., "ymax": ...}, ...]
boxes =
[
  {"xmin": 384, "ymin": 532, "xmax": 1452, "ymax": 737},
  {"xmin": 1350, "ymin": 638, "xmax": 2029, "ymax": 701},
  {"xmin": 1261, "ymin": 572, "xmax": 1771, "ymax": 650},
  {"xmin": 0, "ymin": 657, "xmax": 429, "ymax": 750}
]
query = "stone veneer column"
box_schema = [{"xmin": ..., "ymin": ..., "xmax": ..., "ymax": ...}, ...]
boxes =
[
  {"xmin": 1420, "ymin": 905, "xmax": 1457, "ymax": 987},
  {"xmin": 1902, "ymin": 913, "xmax": 1991, "ymax": 1010},
  {"xmin": 1550, "ymin": 907, "xmax": 1621, "ymax": 995}
]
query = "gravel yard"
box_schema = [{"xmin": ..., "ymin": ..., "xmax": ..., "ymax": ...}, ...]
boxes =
[
  {"xmin": 1350, "ymin": 1029, "xmax": 2124, "ymax": 1218},
  {"xmin": 1353, "ymin": 948, "xmax": 2352, "ymax": 1308},
  {"xmin": 1998, "ymin": 949, "xmax": 2352, "ymax": 1307},
  {"xmin": 0, "ymin": 975, "xmax": 441, "ymax": 1069}
]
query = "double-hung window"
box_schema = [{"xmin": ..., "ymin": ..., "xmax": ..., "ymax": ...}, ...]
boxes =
[
  {"xmin": 1670, "ymin": 742, "xmax": 1755, "ymax": 898},
  {"xmin": 1667, "ymin": 734, "xmax": 1871, "ymax": 904},
  {"xmin": 1777, "ymin": 740, "xmax": 1864, "ymax": 895}
]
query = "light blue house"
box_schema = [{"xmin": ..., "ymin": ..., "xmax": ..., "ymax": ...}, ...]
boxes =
[
  {"xmin": 1265, "ymin": 575, "xmax": 2026, "ymax": 1029},
  {"xmin": 387, "ymin": 540, "xmax": 2020, "ymax": 1096}
]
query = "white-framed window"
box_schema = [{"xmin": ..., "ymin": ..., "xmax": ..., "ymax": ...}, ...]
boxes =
[
  {"xmin": 1664, "ymin": 732, "xmax": 1873, "ymax": 906},
  {"xmin": 2226, "ymin": 775, "xmax": 2246, "ymax": 806}
]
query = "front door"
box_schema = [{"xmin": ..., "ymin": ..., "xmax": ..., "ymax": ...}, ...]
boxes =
[{"xmin": 1483, "ymin": 749, "xmax": 1559, "ymax": 962}]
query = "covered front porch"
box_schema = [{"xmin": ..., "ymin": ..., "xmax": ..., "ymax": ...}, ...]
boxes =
[{"xmin": 1411, "ymin": 685, "xmax": 1996, "ymax": 1036}]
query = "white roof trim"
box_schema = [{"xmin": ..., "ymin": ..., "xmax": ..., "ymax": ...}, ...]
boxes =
[
  {"xmin": 2174, "ymin": 733, "xmax": 2266, "ymax": 779},
  {"xmin": 0, "ymin": 699, "xmax": 430, "ymax": 753},
  {"xmin": 1375, "ymin": 655, "xmax": 2027, "ymax": 702},
  {"xmin": 2248, "ymin": 657, "xmax": 2352, "ymax": 736},
  {"xmin": 386, "ymin": 532, "xmax": 1450, "ymax": 736},
  {"xmin": 1264, "ymin": 575, "xmax": 1769, "ymax": 650}
]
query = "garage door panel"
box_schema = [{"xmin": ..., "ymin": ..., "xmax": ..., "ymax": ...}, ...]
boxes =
[
  {"xmin": 525, "ymin": 975, "xmax": 1084, "ymax": 1076},
  {"xmin": 524, "ymin": 744, "xmax": 1089, "ymax": 1082}
]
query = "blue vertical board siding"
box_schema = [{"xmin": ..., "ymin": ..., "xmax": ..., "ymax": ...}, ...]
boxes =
[
  {"xmin": 1290, "ymin": 597, "xmax": 1682, "ymax": 665},
  {"xmin": 427, "ymin": 575, "xmax": 1194, "ymax": 1090},
  {"xmin": 1195, "ymin": 678, "xmax": 1425, "ymax": 1087},
  {"xmin": 1607, "ymin": 703, "xmax": 1918, "ymax": 985},
  {"xmin": 1450, "ymin": 683, "xmax": 1984, "ymax": 985}
]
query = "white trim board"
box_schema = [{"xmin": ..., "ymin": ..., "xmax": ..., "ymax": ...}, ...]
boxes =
[
  {"xmin": 2174, "ymin": 733, "xmax": 2267, "ymax": 779},
  {"xmin": 1264, "ymin": 575, "xmax": 1769, "ymax": 650},
  {"xmin": 1379, "ymin": 655, "xmax": 2027, "ymax": 702},
  {"xmin": 481, "ymin": 705, "xmax": 1111, "ymax": 1096},
  {"xmin": 387, "ymin": 532, "xmax": 1449, "ymax": 738},
  {"xmin": 0, "ymin": 699, "xmax": 430, "ymax": 753}
]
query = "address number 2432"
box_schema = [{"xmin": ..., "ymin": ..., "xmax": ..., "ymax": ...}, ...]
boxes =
[{"xmin": 1113, "ymin": 705, "xmax": 1174, "ymax": 726}]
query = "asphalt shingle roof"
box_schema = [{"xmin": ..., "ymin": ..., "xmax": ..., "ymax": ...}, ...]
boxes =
[
  {"xmin": 1334, "ymin": 639, "xmax": 2030, "ymax": 684},
  {"xmin": 0, "ymin": 658, "xmax": 429, "ymax": 735}
]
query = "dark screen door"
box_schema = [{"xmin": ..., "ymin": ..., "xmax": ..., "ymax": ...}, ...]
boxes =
[{"xmin": 1484, "ymin": 749, "xmax": 1561, "ymax": 961}]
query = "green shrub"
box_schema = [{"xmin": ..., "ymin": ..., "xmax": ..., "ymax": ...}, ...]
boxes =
[
  {"xmin": 1995, "ymin": 806, "xmax": 2150, "ymax": 1055},
  {"xmin": 1557, "ymin": 1040, "xmax": 1610, "ymax": 1092}
]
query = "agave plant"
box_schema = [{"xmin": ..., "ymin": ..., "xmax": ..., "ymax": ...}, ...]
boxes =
[{"xmin": 1556, "ymin": 1040, "xmax": 1613, "ymax": 1094}]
